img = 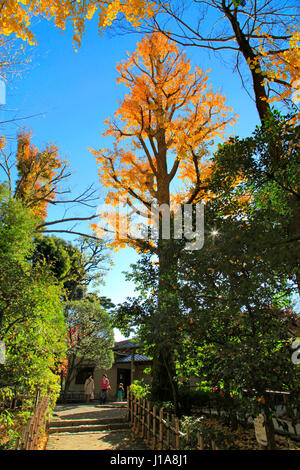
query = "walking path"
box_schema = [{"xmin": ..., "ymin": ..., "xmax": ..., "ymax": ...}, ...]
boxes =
[{"xmin": 46, "ymin": 402, "xmax": 148, "ymax": 450}]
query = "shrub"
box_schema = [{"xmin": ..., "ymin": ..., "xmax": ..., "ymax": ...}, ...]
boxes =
[
  {"xmin": 129, "ymin": 379, "xmax": 151, "ymax": 399},
  {"xmin": 178, "ymin": 387, "xmax": 214, "ymax": 414}
]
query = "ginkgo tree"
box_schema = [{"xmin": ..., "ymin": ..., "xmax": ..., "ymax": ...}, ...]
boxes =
[
  {"xmin": 0, "ymin": 0, "xmax": 156, "ymax": 48},
  {"xmin": 90, "ymin": 32, "xmax": 236, "ymax": 406},
  {"xmin": 14, "ymin": 131, "xmax": 66, "ymax": 220},
  {"xmin": 0, "ymin": 130, "xmax": 103, "ymax": 239}
]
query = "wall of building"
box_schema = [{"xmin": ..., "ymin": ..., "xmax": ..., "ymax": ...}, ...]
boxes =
[{"xmin": 68, "ymin": 360, "xmax": 152, "ymax": 401}]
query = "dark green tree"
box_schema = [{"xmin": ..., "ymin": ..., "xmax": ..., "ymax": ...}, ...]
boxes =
[
  {"xmin": 210, "ymin": 112, "xmax": 300, "ymax": 291},
  {"xmin": 62, "ymin": 297, "xmax": 114, "ymax": 399},
  {"xmin": 0, "ymin": 183, "xmax": 67, "ymax": 402},
  {"xmin": 32, "ymin": 235, "xmax": 111, "ymax": 300}
]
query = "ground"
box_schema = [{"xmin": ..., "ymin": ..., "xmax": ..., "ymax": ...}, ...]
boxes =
[
  {"xmin": 45, "ymin": 403, "xmax": 148, "ymax": 451},
  {"xmin": 43, "ymin": 403, "xmax": 300, "ymax": 451},
  {"xmin": 185, "ymin": 414, "xmax": 300, "ymax": 450},
  {"xmin": 46, "ymin": 430, "xmax": 147, "ymax": 450},
  {"xmin": 51, "ymin": 403, "xmax": 127, "ymax": 421}
]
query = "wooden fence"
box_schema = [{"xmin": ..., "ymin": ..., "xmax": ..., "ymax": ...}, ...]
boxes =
[
  {"xmin": 127, "ymin": 391, "xmax": 218, "ymax": 450},
  {"xmin": 17, "ymin": 391, "xmax": 50, "ymax": 450},
  {"xmin": 0, "ymin": 389, "xmax": 50, "ymax": 450}
]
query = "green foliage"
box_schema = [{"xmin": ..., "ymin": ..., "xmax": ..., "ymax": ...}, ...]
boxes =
[
  {"xmin": 180, "ymin": 416, "xmax": 236, "ymax": 450},
  {"xmin": 62, "ymin": 297, "xmax": 114, "ymax": 396},
  {"xmin": 129, "ymin": 379, "xmax": 151, "ymax": 400},
  {"xmin": 115, "ymin": 113, "xmax": 299, "ymax": 445},
  {"xmin": 0, "ymin": 183, "xmax": 37, "ymax": 264},
  {"xmin": 33, "ymin": 235, "xmax": 110, "ymax": 300},
  {"xmin": 64, "ymin": 298, "xmax": 114, "ymax": 365},
  {"xmin": 32, "ymin": 236, "xmax": 110, "ymax": 300},
  {"xmin": 210, "ymin": 111, "xmax": 300, "ymax": 287},
  {"xmin": 33, "ymin": 235, "xmax": 81, "ymax": 282},
  {"xmin": 0, "ymin": 190, "xmax": 67, "ymax": 447},
  {"xmin": 178, "ymin": 387, "xmax": 214, "ymax": 414}
]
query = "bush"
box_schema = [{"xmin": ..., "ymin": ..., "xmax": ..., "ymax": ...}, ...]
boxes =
[
  {"xmin": 129, "ymin": 379, "xmax": 151, "ymax": 399},
  {"xmin": 180, "ymin": 415, "xmax": 236, "ymax": 450},
  {"xmin": 178, "ymin": 387, "xmax": 214, "ymax": 414}
]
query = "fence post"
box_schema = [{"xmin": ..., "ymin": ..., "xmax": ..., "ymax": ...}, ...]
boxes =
[
  {"xmin": 34, "ymin": 402, "xmax": 44, "ymax": 449},
  {"xmin": 136, "ymin": 398, "xmax": 141, "ymax": 435},
  {"xmin": 31, "ymin": 416, "xmax": 38, "ymax": 450},
  {"xmin": 166, "ymin": 413, "xmax": 171, "ymax": 449},
  {"xmin": 175, "ymin": 418, "xmax": 180, "ymax": 450},
  {"xmin": 34, "ymin": 389, "xmax": 40, "ymax": 408},
  {"xmin": 141, "ymin": 399, "xmax": 145, "ymax": 438},
  {"xmin": 198, "ymin": 432, "xmax": 204, "ymax": 450},
  {"xmin": 186, "ymin": 424, "xmax": 190, "ymax": 448},
  {"xmin": 147, "ymin": 400, "xmax": 151, "ymax": 446},
  {"xmin": 133, "ymin": 395, "xmax": 137, "ymax": 433},
  {"xmin": 159, "ymin": 408, "xmax": 164, "ymax": 450},
  {"xmin": 27, "ymin": 418, "xmax": 34, "ymax": 450},
  {"xmin": 152, "ymin": 405, "xmax": 157, "ymax": 450},
  {"xmin": 18, "ymin": 391, "xmax": 51, "ymax": 451},
  {"xmin": 127, "ymin": 390, "xmax": 131, "ymax": 422}
]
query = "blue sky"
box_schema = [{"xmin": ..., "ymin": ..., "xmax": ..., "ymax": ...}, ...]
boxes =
[{"xmin": 1, "ymin": 15, "xmax": 264, "ymax": 340}]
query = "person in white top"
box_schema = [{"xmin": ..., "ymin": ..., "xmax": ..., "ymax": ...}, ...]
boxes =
[{"xmin": 84, "ymin": 375, "xmax": 94, "ymax": 404}]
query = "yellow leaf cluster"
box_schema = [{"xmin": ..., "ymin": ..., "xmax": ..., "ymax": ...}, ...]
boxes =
[
  {"xmin": 253, "ymin": 28, "xmax": 300, "ymax": 120},
  {"xmin": 15, "ymin": 130, "xmax": 63, "ymax": 219},
  {"xmin": 0, "ymin": 0, "xmax": 157, "ymax": 47},
  {"xmin": 91, "ymin": 33, "xmax": 236, "ymax": 251},
  {"xmin": 0, "ymin": 136, "xmax": 6, "ymax": 150}
]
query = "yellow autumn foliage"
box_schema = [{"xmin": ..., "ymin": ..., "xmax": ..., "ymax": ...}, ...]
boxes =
[
  {"xmin": 0, "ymin": 0, "xmax": 157, "ymax": 48},
  {"xmin": 90, "ymin": 33, "xmax": 236, "ymax": 251}
]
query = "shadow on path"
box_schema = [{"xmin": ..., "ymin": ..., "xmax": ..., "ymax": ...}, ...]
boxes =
[{"xmin": 47, "ymin": 403, "xmax": 147, "ymax": 450}]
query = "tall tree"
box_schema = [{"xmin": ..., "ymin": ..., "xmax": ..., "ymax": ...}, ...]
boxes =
[
  {"xmin": 62, "ymin": 297, "xmax": 114, "ymax": 400},
  {"xmin": 145, "ymin": 0, "xmax": 300, "ymax": 122},
  {"xmin": 91, "ymin": 32, "xmax": 235, "ymax": 407},
  {"xmin": 175, "ymin": 201, "xmax": 299, "ymax": 449},
  {"xmin": 140, "ymin": 2, "xmax": 300, "ymax": 296},
  {"xmin": 210, "ymin": 111, "xmax": 300, "ymax": 291},
  {"xmin": 0, "ymin": 131, "xmax": 102, "ymax": 240},
  {"xmin": 14, "ymin": 131, "xmax": 66, "ymax": 220},
  {"xmin": 33, "ymin": 235, "xmax": 111, "ymax": 300},
  {"xmin": 0, "ymin": 183, "xmax": 67, "ymax": 395},
  {"xmin": 115, "ymin": 197, "xmax": 299, "ymax": 447}
]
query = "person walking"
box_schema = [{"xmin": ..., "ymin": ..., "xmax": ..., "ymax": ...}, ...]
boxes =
[
  {"xmin": 100, "ymin": 374, "xmax": 110, "ymax": 405},
  {"xmin": 84, "ymin": 375, "xmax": 94, "ymax": 404},
  {"xmin": 117, "ymin": 383, "xmax": 124, "ymax": 402}
]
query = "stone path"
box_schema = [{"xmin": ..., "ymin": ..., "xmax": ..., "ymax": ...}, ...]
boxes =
[{"xmin": 46, "ymin": 403, "xmax": 148, "ymax": 451}]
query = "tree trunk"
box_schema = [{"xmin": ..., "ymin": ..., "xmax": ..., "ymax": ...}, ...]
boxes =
[
  {"xmin": 222, "ymin": 4, "xmax": 271, "ymax": 122},
  {"xmin": 287, "ymin": 204, "xmax": 300, "ymax": 294},
  {"xmin": 61, "ymin": 354, "xmax": 76, "ymax": 402},
  {"xmin": 151, "ymin": 235, "xmax": 180, "ymax": 414},
  {"xmin": 262, "ymin": 394, "xmax": 277, "ymax": 450}
]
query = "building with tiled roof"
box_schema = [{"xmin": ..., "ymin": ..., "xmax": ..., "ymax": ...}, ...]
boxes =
[{"xmin": 65, "ymin": 339, "xmax": 152, "ymax": 402}]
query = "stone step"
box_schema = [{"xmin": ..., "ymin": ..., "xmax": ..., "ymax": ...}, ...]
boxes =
[
  {"xmin": 51, "ymin": 417, "xmax": 126, "ymax": 428},
  {"xmin": 49, "ymin": 422, "xmax": 129, "ymax": 434}
]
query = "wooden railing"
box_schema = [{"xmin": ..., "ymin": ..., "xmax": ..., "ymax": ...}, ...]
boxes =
[
  {"xmin": 1, "ymin": 389, "xmax": 51, "ymax": 450},
  {"xmin": 127, "ymin": 391, "xmax": 218, "ymax": 450},
  {"xmin": 17, "ymin": 391, "xmax": 50, "ymax": 450}
]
